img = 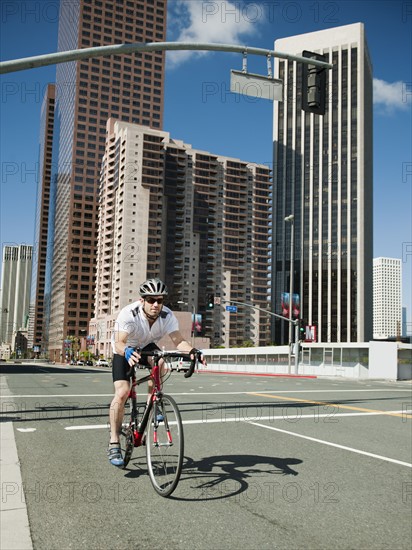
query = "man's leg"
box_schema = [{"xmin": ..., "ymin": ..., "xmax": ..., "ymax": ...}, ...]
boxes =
[
  {"xmin": 109, "ymin": 380, "xmax": 130, "ymax": 443},
  {"xmin": 108, "ymin": 353, "xmax": 131, "ymax": 467}
]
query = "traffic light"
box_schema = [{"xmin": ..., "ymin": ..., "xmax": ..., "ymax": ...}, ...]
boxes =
[
  {"xmin": 207, "ymin": 294, "xmax": 214, "ymax": 309},
  {"xmin": 299, "ymin": 319, "xmax": 306, "ymax": 338},
  {"xmin": 302, "ymin": 50, "xmax": 327, "ymax": 115}
]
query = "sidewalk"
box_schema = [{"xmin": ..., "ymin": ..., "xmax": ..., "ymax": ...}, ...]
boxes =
[{"xmin": 0, "ymin": 377, "xmax": 33, "ymax": 550}]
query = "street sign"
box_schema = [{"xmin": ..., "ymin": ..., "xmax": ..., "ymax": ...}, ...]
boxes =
[
  {"xmin": 226, "ymin": 305, "xmax": 238, "ymax": 313},
  {"xmin": 230, "ymin": 70, "xmax": 283, "ymax": 101},
  {"xmin": 305, "ymin": 325, "xmax": 317, "ymax": 342}
]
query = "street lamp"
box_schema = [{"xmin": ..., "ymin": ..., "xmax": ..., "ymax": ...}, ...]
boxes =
[
  {"xmin": 177, "ymin": 301, "xmax": 196, "ymax": 346},
  {"xmin": 285, "ymin": 214, "xmax": 294, "ymax": 373}
]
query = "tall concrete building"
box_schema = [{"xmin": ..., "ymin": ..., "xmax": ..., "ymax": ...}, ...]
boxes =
[
  {"xmin": 373, "ymin": 257, "xmax": 402, "ymax": 339},
  {"xmin": 28, "ymin": 84, "xmax": 55, "ymax": 354},
  {"xmin": 89, "ymin": 120, "xmax": 272, "ymax": 356},
  {"xmin": 45, "ymin": 0, "xmax": 167, "ymax": 361},
  {"xmin": 272, "ymin": 23, "xmax": 373, "ymax": 344},
  {"xmin": 0, "ymin": 245, "xmax": 33, "ymax": 345}
]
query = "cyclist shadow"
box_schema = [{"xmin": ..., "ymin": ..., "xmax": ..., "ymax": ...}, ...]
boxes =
[
  {"xmin": 170, "ymin": 454, "xmax": 303, "ymax": 502},
  {"xmin": 123, "ymin": 450, "xmax": 148, "ymax": 479}
]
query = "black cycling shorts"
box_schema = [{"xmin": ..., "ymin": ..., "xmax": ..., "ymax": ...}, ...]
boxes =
[{"xmin": 112, "ymin": 342, "xmax": 160, "ymax": 382}]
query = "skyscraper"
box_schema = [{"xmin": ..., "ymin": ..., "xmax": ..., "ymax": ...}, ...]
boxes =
[
  {"xmin": 0, "ymin": 245, "xmax": 33, "ymax": 345},
  {"xmin": 272, "ymin": 23, "xmax": 373, "ymax": 344},
  {"xmin": 44, "ymin": 0, "xmax": 167, "ymax": 362},
  {"xmin": 90, "ymin": 120, "xmax": 272, "ymax": 356},
  {"xmin": 28, "ymin": 84, "xmax": 55, "ymax": 354},
  {"xmin": 373, "ymin": 257, "xmax": 402, "ymax": 339}
]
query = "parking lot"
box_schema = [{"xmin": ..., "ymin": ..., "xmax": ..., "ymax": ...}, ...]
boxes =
[{"xmin": 1, "ymin": 363, "xmax": 411, "ymax": 549}]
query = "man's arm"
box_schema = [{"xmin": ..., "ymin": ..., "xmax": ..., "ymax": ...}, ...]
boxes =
[
  {"xmin": 169, "ymin": 330, "xmax": 192, "ymax": 353},
  {"xmin": 169, "ymin": 331, "xmax": 207, "ymax": 366}
]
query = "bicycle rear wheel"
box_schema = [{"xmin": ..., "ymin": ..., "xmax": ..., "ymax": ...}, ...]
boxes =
[
  {"xmin": 146, "ymin": 394, "xmax": 184, "ymax": 497},
  {"xmin": 120, "ymin": 421, "xmax": 134, "ymax": 468}
]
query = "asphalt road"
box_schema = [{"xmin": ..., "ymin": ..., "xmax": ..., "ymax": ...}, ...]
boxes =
[{"xmin": 1, "ymin": 362, "xmax": 412, "ymax": 550}]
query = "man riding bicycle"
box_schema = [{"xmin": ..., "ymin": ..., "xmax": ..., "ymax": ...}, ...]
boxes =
[{"xmin": 108, "ymin": 277, "xmax": 206, "ymax": 467}]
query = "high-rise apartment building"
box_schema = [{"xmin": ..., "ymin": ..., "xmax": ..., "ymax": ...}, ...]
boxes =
[
  {"xmin": 272, "ymin": 23, "xmax": 373, "ymax": 344},
  {"xmin": 90, "ymin": 120, "xmax": 272, "ymax": 356},
  {"xmin": 44, "ymin": 0, "xmax": 167, "ymax": 361},
  {"xmin": 373, "ymin": 257, "xmax": 402, "ymax": 339},
  {"xmin": 28, "ymin": 84, "xmax": 55, "ymax": 354},
  {"xmin": 0, "ymin": 245, "xmax": 33, "ymax": 345}
]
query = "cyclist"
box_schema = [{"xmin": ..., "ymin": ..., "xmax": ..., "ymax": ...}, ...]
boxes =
[{"xmin": 107, "ymin": 277, "xmax": 206, "ymax": 467}]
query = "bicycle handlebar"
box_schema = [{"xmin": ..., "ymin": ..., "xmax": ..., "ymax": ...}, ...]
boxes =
[{"xmin": 136, "ymin": 349, "xmax": 200, "ymax": 378}]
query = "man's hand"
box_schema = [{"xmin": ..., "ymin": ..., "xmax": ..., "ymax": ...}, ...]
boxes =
[
  {"xmin": 124, "ymin": 346, "xmax": 141, "ymax": 366},
  {"xmin": 189, "ymin": 348, "xmax": 207, "ymax": 367}
]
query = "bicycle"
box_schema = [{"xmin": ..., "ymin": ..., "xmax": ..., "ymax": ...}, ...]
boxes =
[{"xmin": 119, "ymin": 349, "xmax": 198, "ymax": 497}]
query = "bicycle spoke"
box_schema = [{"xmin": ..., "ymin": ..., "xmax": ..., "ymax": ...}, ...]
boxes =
[{"xmin": 146, "ymin": 395, "xmax": 184, "ymax": 497}]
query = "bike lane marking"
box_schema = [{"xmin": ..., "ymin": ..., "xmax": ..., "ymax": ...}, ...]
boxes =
[
  {"xmin": 63, "ymin": 408, "xmax": 412, "ymax": 430},
  {"xmin": 248, "ymin": 392, "xmax": 412, "ymax": 419}
]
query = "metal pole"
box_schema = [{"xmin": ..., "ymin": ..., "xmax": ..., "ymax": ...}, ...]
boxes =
[
  {"xmin": 0, "ymin": 41, "xmax": 334, "ymax": 75},
  {"xmin": 220, "ymin": 299, "xmax": 292, "ymax": 323},
  {"xmin": 289, "ymin": 225, "xmax": 294, "ymax": 373},
  {"xmin": 285, "ymin": 215, "xmax": 294, "ymax": 373},
  {"xmin": 294, "ymin": 322, "xmax": 300, "ymax": 374},
  {"xmin": 192, "ymin": 304, "xmax": 196, "ymax": 347}
]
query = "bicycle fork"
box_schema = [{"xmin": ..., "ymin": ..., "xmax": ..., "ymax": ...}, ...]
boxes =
[{"xmin": 152, "ymin": 396, "xmax": 173, "ymax": 447}]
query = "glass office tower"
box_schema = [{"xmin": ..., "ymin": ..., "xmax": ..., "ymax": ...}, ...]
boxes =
[{"xmin": 272, "ymin": 23, "xmax": 373, "ymax": 344}]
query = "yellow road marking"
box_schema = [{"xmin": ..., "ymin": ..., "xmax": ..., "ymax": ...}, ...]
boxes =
[{"xmin": 248, "ymin": 392, "xmax": 412, "ymax": 419}]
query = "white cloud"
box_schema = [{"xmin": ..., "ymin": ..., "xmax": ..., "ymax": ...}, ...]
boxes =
[
  {"xmin": 167, "ymin": 1, "xmax": 262, "ymax": 68},
  {"xmin": 373, "ymin": 78, "xmax": 410, "ymax": 113}
]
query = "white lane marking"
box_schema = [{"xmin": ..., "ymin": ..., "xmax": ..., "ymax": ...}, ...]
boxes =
[
  {"xmin": 64, "ymin": 409, "xmax": 412, "ymax": 431},
  {"xmin": 16, "ymin": 428, "xmax": 37, "ymax": 433},
  {"xmin": 249, "ymin": 421, "xmax": 412, "ymax": 469},
  {"xmin": 2, "ymin": 388, "xmax": 411, "ymax": 399},
  {"xmin": 0, "ymin": 394, "xmax": 114, "ymax": 399}
]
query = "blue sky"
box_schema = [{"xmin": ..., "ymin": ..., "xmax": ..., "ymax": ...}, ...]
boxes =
[{"xmin": 1, "ymin": 0, "xmax": 411, "ymax": 331}]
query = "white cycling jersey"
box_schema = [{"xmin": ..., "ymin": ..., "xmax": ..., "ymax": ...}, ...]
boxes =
[{"xmin": 111, "ymin": 300, "xmax": 179, "ymax": 353}]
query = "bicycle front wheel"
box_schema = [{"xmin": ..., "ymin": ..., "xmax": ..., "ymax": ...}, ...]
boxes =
[{"xmin": 146, "ymin": 394, "xmax": 184, "ymax": 497}]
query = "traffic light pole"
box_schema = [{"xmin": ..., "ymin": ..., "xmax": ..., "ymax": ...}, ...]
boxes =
[
  {"xmin": 218, "ymin": 299, "xmax": 300, "ymax": 374},
  {"xmin": 0, "ymin": 41, "xmax": 333, "ymax": 74}
]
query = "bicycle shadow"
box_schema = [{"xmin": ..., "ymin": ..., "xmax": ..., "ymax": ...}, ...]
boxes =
[{"xmin": 169, "ymin": 453, "xmax": 302, "ymax": 501}]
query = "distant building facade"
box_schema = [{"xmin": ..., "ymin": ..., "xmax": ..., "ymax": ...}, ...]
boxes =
[
  {"xmin": 0, "ymin": 245, "xmax": 33, "ymax": 345},
  {"xmin": 271, "ymin": 23, "xmax": 373, "ymax": 344},
  {"xmin": 89, "ymin": 120, "xmax": 272, "ymax": 356},
  {"xmin": 373, "ymin": 257, "xmax": 402, "ymax": 339},
  {"xmin": 28, "ymin": 84, "xmax": 55, "ymax": 355},
  {"xmin": 44, "ymin": 0, "xmax": 167, "ymax": 362}
]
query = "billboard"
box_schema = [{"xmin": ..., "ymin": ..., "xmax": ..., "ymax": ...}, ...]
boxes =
[
  {"xmin": 281, "ymin": 292, "xmax": 300, "ymax": 318},
  {"xmin": 192, "ymin": 313, "xmax": 202, "ymax": 336}
]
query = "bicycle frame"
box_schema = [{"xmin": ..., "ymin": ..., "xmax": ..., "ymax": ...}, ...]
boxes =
[{"xmin": 127, "ymin": 354, "xmax": 174, "ymax": 448}]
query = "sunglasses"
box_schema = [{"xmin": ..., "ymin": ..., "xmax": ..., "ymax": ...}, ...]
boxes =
[{"xmin": 145, "ymin": 297, "xmax": 164, "ymax": 304}]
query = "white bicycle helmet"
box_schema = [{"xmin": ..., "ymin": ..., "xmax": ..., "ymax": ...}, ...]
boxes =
[{"xmin": 139, "ymin": 278, "xmax": 168, "ymax": 297}]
